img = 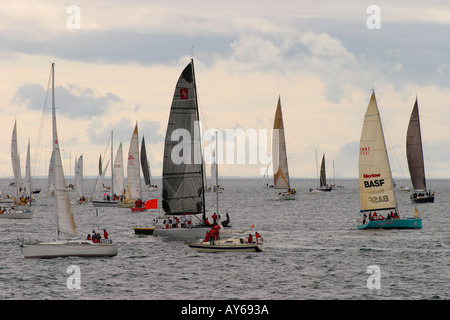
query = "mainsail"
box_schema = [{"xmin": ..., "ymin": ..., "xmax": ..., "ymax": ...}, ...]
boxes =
[
  {"xmin": 272, "ymin": 96, "xmax": 290, "ymax": 189},
  {"xmin": 50, "ymin": 63, "xmax": 76, "ymax": 235},
  {"xmin": 113, "ymin": 142, "xmax": 125, "ymax": 195},
  {"xmin": 359, "ymin": 91, "xmax": 396, "ymax": 212},
  {"xmin": 75, "ymin": 155, "xmax": 83, "ymax": 199},
  {"xmin": 141, "ymin": 136, "xmax": 151, "ymax": 186},
  {"xmin": 11, "ymin": 120, "xmax": 22, "ymax": 200},
  {"xmin": 161, "ymin": 60, "xmax": 205, "ymax": 217},
  {"xmin": 406, "ymin": 97, "xmax": 427, "ymax": 192},
  {"xmin": 320, "ymin": 154, "xmax": 327, "ymax": 188},
  {"xmin": 125, "ymin": 124, "xmax": 141, "ymax": 200}
]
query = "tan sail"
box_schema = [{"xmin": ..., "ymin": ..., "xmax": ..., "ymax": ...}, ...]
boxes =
[
  {"xmin": 359, "ymin": 92, "xmax": 396, "ymax": 212},
  {"xmin": 272, "ymin": 96, "xmax": 290, "ymax": 189}
]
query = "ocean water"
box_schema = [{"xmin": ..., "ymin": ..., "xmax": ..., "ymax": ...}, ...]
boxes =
[{"xmin": 0, "ymin": 177, "xmax": 448, "ymax": 301}]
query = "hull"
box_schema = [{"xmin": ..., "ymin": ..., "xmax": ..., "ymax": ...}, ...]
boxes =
[
  {"xmin": 357, "ymin": 218, "xmax": 422, "ymax": 230},
  {"xmin": 188, "ymin": 238, "xmax": 263, "ymax": 253},
  {"xmin": 92, "ymin": 200, "xmax": 119, "ymax": 207},
  {"xmin": 21, "ymin": 240, "xmax": 118, "ymax": 258},
  {"xmin": 411, "ymin": 193, "xmax": 434, "ymax": 203},
  {"xmin": 278, "ymin": 192, "xmax": 297, "ymax": 200},
  {"xmin": 0, "ymin": 209, "xmax": 33, "ymax": 219},
  {"xmin": 133, "ymin": 227, "xmax": 155, "ymax": 235},
  {"xmin": 153, "ymin": 226, "xmax": 232, "ymax": 240},
  {"xmin": 117, "ymin": 201, "xmax": 134, "ymax": 208},
  {"xmin": 131, "ymin": 207, "xmax": 146, "ymax": 212}
]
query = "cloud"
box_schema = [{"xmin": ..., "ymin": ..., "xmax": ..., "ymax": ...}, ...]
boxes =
[{"xmin": 13, "ymin": 83, "xmax": 120, "ymax": 119}]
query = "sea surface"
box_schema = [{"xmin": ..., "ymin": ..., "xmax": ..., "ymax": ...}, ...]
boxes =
[{"xmin": 0, "ymin": 177, "xmax": 448, "ymax": 300}]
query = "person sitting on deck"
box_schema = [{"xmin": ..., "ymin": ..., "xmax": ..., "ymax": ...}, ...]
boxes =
[{"xmin": 247, "ymin": 234, "xmax": 253, "ymax": 244}]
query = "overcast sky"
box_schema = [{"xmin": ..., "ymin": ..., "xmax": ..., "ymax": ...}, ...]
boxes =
[{"xmin": 0, "ymin": 0, "xmax": 449, "ymax": 181}]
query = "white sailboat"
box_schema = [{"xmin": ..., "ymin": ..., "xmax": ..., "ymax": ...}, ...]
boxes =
[
  {"xmin": 113, "ymin": 142, "xmax": 125, "ymax": 196},
  {"xmin": 74, "ymin": 155, "xmax": 87, "ymax": 203},
  {"xmin": 118, "ymin": 124, "xmax": 142, "ymax": 208},
  {"xmin": 357, "ymin": 91, "xmax": 422, "ymax": 229},
  {"xmin": 272, "ymin": 96, "xmax": 296, "ymax": 200},
  {"xmin": 0, "ymin": 121, "xmax": 33, "ymax": 219},
  {"xmin": 406, "ymin": 97, "xmax": 434, "ymax": 203},
  {"xmin": 210, "ymin": 148, "xmax": 224, "ymax": 193},
  {"xmin": 148, "ymin": 60, "xmax": 231, "ymax": 239},
  {"xmin": 93, "ymin": 132, "xmax": 119, "ymax": 207},
  {"xmin": 20, "ymin": 63, "xmax": 117, "ymax": 258}
]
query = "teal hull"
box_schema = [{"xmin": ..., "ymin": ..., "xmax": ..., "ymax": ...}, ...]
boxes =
[{"xmin": 357, "ymin": 218, "xmax": 422, "ymax": 230}]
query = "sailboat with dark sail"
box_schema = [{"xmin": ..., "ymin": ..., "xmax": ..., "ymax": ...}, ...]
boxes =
[
  {"xmin": 357, "ymin": 91, "xmax": 421, "ymax": 229},
  {"xmin": 406, "ymin": 97, "xmax": 434, "ymax": 203},
  {"xmin": 138, "ymin": 60, "xmax": 231, "ymax": 239}
]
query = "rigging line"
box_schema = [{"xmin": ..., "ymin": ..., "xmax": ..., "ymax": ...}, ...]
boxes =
[
  {"xmin": 380, "ymin": 113, "xmax": 407, "ymax": 181},
  {"xmin": 32, "ymin": 68, "xmax": 52, "ymax": 178}
]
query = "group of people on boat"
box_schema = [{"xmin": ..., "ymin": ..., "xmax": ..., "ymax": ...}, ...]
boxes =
[
  {"xmin": 162, "ymin": 215, "xmax": 193, "ymax": 229},
  {"xmin": 247, "ymin": 232, "xmax": 263, "ymax": 244},
  {"xmin": 86, "ymin": 229, "xmax": 109, "ymax": 243},
  {"xmin": 362, "ymin": 210, "xmax": 400, "ymax": 224}
]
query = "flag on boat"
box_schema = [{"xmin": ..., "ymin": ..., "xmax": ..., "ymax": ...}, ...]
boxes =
[{"xmin": 145, "ymin": 199, "xmax": 158, "ymax": 210}]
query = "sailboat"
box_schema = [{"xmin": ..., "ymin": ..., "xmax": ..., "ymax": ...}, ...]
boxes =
[
  {"xmin": 20, "ymin": 63, "xmax": 117, "ymax": 258},
  {"xmin": 118, "ymin": 124, "xmax": 142, "ymax": 208},
  {"xmin": 406, "ymin": 97, "xmax": 435, "ymax": 203},
  {"xmin": 113, "ymin": 142, "xmax": 125, "ymax": 196},
  {"xmin": 357, "ymin": 91, "xmax": 422, "ymax": 229},
  {"xmin": 74, "ymin": 155, "xmax": 87, "ymax": 203},
  {"xmin": 310, "ymin": 153, "xmax": 332, "ymax": 192},
  {"xmin": 0, "ymin": 121, "xmax": 33, "ymax": 219},
  {"xmin": 145, "ymin": 60, "xmax": 231, "ymax": 239},
  {"xmin": 93, "ymin": 132, "xmax": 119, "ymax": 207},
  {"xmin": 210, "ymin": 149, "xmax": 224, "ymax": 192},
  {"xmin": 141, "ymin": 136, "xmax": 158, "ymax": 191},
  {"xmin": 272, "ymin": 96, "xmax": 296, "ymax": 200}
]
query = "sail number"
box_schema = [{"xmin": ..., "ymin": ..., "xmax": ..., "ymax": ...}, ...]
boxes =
[
  {"xmin": 364, "ymin": 179, "xmax": 384, "ymax": 188},
  {"xmin": 360, "ymin": 147, "xmax": 370, "ymax": 155},
  {"xmin": 368, "ymin": 195, "xmax": 389, "ymax": 203}
]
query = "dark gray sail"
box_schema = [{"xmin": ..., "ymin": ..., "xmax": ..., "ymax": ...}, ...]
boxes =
[
  {"xmin": 141, "ymin": 137, "xmax": 151, "ymax": 186},
  {"xmin": 320, "ymin": 154, "xmax": 327, "ymax": 187},
  {"xmin": 406, "ymin": 98, "xmax": 426, "ymax": 191},
  {"xmin": 162, "ymin": 60, "xmax": 205, "ymax": 216}
]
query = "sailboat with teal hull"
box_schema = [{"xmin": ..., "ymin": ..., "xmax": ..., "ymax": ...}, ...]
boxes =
[{"xmin": 357, "ymin": 91, "xmax": 421, "ymax": 230}]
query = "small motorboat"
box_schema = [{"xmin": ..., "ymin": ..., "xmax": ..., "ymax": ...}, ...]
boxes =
[{"xmin": 187, "ymin": 236, "xmax": 264, "ymax": 253}]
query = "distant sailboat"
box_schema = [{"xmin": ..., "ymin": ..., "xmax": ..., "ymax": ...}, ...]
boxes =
[
  {"xmin": 113, "ymin": 142, "xmax": 125, "ymax": 196},
  {"xmin": 406, "ymin": 97, "xmax": 434, "ymax": 203},
  {"xmin": 0, "ymin": 121, "xmax": 33, "ymax": 219},
  {"xmin": 357, "ymin": 91, "xmax": 421, "ymax": 229},
  {"xmin": 119, "ymin": 124, "xmax": 142, "ymax": 208},
  {"xmin": 141, "ymin": 136, "xmax": 157, "ymax": 191},
  {"xmin": 93, "ymin": 131, "xmax": 119, "ymax": 207},
  {"xmin": 272, "ymin": 96, "xmax": 296, "ymax": 200},
  {"xmin": 74, "ymin": 155, "xmax": 86, "ymax": 203},
  {"xmin": 310, "ymin": 152, "xmax": 332, "ymax": 192},
  {"xmin": 20, "ymin": 63, "xmax": 118, "ymax": 258}
]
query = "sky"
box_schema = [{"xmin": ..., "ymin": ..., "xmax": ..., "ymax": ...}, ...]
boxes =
[{"xmin": 0, "ymin": 0, "xmax": 449, "ymax": 181}]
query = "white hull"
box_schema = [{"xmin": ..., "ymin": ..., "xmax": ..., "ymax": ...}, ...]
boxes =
[
  {"xmin": 21, "ymin": 240, "xmax": 118, "ymax": 258},
  {"xmin": 188, "ymin": 237, "xmax": 263, "ymax": 253},
  {"xmin": 278, "ymin": 192, "xmax": 297, "ymax": 200},
  {"xmin": 0, "ymin": 212, "xmax": 32, "ymax": 219}
]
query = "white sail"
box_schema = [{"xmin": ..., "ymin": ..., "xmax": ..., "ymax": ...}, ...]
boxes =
[
  {"xmin": 48, "ymin": 152, "xmax": 55, "ymax": 194},
  {"xmin": 11, "ymin": 120, "xmax": 22, "ymax": 200},
  {"xmin": 359, "ymin": 92, "xmax": 396, "ymax": 212},
  {"xmin": 272, "ymin": 96, "xmax": 290, "ymax": 189},
  {"xmin": 75, "ymin": 155, "xmax": 83, "ymax": 198},
  {"xmin": 25, "ymin": 140, "xmax": 32, "ymax": 199},
  {"xmin": 125, "ymin": 124, "xmax": 141, "ymax": 200},
  {"xmin": 113, "ymin": 142, "xmax": 125, "ymax": 195},
  {"xmin": 50, "ymin": 63, "xmax": 76, "ymax": 235}
]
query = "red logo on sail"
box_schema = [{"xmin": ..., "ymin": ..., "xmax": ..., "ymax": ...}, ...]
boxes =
[{"xmin": 180, "ymin": 88, "xmax": 188, "ymax": 100}]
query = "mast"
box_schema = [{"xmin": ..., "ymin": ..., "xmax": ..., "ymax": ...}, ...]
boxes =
[
  {"xmin": 111, "ymin": 131, "xmax": 114, "ymax": 197},
  {"xmin": 215, "ymin": 131, "xmax": 219, "ymax": 215},
  {"xmin": 191, "ymin": 59, "xmax": 206, "ymax": 222}
]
